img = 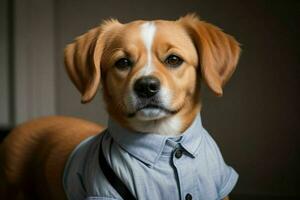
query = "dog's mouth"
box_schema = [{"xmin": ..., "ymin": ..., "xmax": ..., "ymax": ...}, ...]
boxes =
[{"xmin": 127, "ymin": 103, "xmax": 179, "ymax": 119}]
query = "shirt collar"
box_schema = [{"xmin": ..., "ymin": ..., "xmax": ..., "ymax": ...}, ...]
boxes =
[{"xmin": 107, "ymin": 114, "xmax": 204, "ymax": 167}]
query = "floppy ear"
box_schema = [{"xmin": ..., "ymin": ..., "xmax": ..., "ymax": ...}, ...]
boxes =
[
  {"xmin": 64, "ymin": 19, "xmax": 121, "ymax": 103},
  {"xmin": 179, "ymin": 14, "xmax": 241, "ymax": 96}
]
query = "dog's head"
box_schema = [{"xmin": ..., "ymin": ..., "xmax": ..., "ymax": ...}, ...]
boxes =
[{"xmin": 64, "ymin": 14, "xmax": 240, "ymax": 135}]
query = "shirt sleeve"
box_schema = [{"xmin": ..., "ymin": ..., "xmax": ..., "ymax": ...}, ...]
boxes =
[
  {"xmin": 64, "ymin": 172, "xmax": 87, "ymax": 200},
  {"xmin": 205, "ymin": 132, "xmax": 239, "ymax": 199},
  {"xmin": 63, "ymin": 136, "xmax": 97, "ymax": 200},
  {"xmin": 218, "ymin": 164, "xmax": 238, "ymax": 199}
]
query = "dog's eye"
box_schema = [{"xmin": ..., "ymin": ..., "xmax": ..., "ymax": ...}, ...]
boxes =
[
  {"xmin": 165, "ymin": 55, "xmax": 183, "ymax": 68},
  {"xmin": 115, "ymin": 58, "xmax": 132, "ymax": 70}
]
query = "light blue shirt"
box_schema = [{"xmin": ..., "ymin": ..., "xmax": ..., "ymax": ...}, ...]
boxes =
[{"xmin": 63, "ymin": 114, "xmax": 238, "ymax": 200}]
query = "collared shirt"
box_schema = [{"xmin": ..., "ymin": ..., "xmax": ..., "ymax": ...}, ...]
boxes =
[{"xmin": 63, "ymin": 114, "xmax": 238, "ymax": 200}]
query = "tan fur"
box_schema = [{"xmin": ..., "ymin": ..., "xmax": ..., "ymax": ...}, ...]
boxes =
[
  {"xmin": 0, "ymin": 116, "xmax": 103, "ymax": 199},
  {"xmin": 179, "ymin": 14, "xmax": 241, "ymax": 96},
  {"xmin": 1, "ymin": 14, "xmax": 239, "ymax": 199},
  {"xmin": 64, "ymin": 19, "xmax": 122, "ymax": 103}
]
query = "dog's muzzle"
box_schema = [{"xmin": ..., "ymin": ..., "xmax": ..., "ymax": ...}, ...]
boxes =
[{"xmin": 128, "ymin": 76, "xmax": 168, "ymax": 120}]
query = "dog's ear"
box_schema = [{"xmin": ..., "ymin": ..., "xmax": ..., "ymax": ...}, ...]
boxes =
[
  {"xmin": 179, "ymin": 14, "xmax": 241, "ymax": 96},
  {"xmin": 64, "ymin": 19, "xmax": 121, "ymax": 103}
]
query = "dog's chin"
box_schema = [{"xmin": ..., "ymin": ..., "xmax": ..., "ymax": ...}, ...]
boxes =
[
  {"xmin": 135, "ymin": 108, "xmax": 168, "ymax": 121},
  {"xmin": 127, "ymin": 103, "xmax": 179, "ymax": 121}
]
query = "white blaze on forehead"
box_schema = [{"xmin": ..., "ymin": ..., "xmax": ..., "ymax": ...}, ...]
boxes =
[{"xmin": 140, "ymin": 22, "xmax": 156, "ymax": 75}]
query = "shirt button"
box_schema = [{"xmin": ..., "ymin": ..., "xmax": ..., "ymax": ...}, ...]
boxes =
[
  {"xmin": 185, "ymin": 193, "xmax": 192, "ymax": 200},
  {"xmin": 174, "ymin": 148, "xmax": 183, "ymax": 159}
]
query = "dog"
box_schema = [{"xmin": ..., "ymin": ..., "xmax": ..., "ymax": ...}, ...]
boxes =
[{"xmin": 0, "ymin": 14, "xmax": 240, "ymax": 200}]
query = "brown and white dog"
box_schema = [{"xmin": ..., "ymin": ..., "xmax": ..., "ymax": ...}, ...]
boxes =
[{"xmin": 0, "ymin": 14, "xmax": 240, "ymax": 200}]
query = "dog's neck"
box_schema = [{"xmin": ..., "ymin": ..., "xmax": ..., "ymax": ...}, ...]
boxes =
[
  {"xmin": 108, "ymin": 112, "xmax": 203, "ymax": 138},
  {"xmin": 112, "ymin": 111, "xmax": 200, "ymax": 136},
  {"xmin": 127, "ymin": 116, "xmax": 183, "ymax": 136}
]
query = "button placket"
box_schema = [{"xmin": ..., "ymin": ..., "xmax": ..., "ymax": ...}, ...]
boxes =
[
  {"xmin": 172, "ymin": 148, "xmax": 183, "ymax": 200},
  {"xmin": 172, "ymin": 147, "xmax": 196, "ymax": 200}
]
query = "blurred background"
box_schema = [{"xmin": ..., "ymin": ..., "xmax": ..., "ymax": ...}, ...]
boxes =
[{"xmin": 0, "ymin": 0, "xmax": 299, "ymax": 199}]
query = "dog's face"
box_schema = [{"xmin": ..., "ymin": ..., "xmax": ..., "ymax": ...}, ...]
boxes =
[
  {"xmin": 64, "ymin": 14, "xmax": 240, "ymax": 135},
  {"xmin": 101, "ymin": 20, "xmax": 200, "ymax": 134}
]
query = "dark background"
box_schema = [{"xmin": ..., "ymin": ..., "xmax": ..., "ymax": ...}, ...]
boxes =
[{"xmin": 0, "ymin": 0, "xmax": 299, "ymax": 199}]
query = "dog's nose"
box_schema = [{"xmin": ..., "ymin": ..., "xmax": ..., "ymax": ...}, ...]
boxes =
[{"xmin": 134, "ymin": 76, "xmax": 160, "ymax": 98}]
